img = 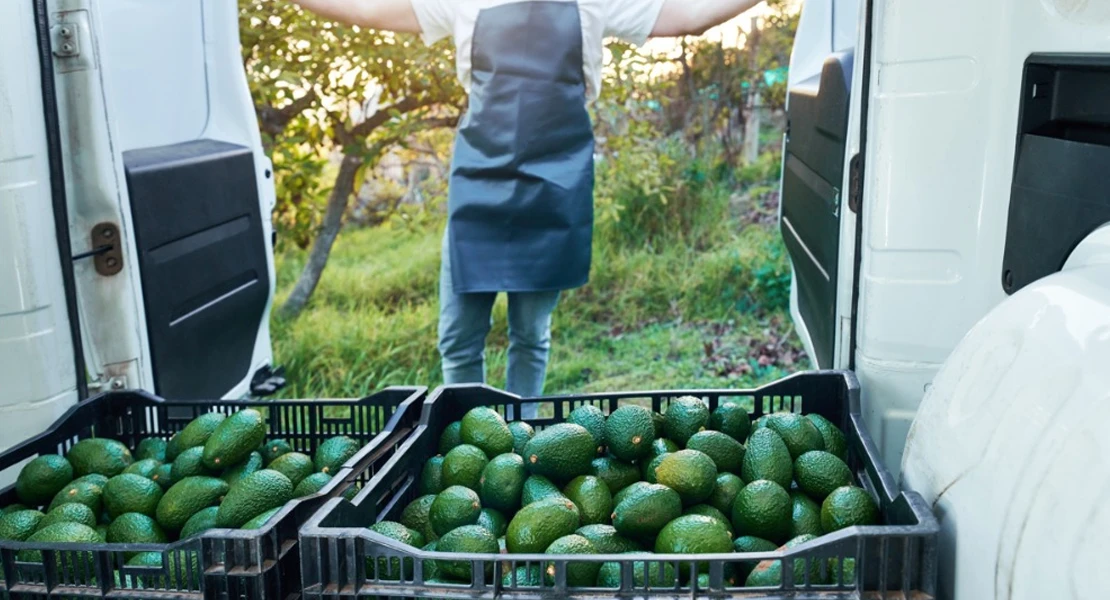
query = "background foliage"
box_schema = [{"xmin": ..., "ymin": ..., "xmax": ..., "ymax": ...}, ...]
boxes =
[{"xmin": 240, "ymin": 0, "xmax": 808, "ymax": 397}]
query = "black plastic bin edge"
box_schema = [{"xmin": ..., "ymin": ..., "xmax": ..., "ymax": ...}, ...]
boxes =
[
  {"xmin": 299, "ymin": 370, "xmax": 940, "ymax": 599},
  {"xmin": 0, "ymin": 384, "xmax": 428, "ymax": 600}
]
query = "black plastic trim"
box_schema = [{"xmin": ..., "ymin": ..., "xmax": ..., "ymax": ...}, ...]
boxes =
[
  {"xmin": 123, "ymin": 139, "xmax": 271, "ymax": 400},
  {"xmin": 781, "ymin": 49, "xmax": 854, "ymax": 369},
  {"xmin": 34, "ymin": 0, "xmax": 88, "ymax": 400},
  {"xmin": 1002, "ymin": 53, "xmax": 1110, "ymax": 294},
  {"xmin": 847, "ymin": 0, "xmax": 875, "ymax": 371}
]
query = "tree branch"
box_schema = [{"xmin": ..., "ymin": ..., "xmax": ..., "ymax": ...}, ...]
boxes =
[{"xmin": 255, "ymin": 88, "xmax": 320, "ymax": 137}]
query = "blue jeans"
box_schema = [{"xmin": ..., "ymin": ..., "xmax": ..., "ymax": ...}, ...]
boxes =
[{"xmin": 437, "ymin": 234, "xmax": 559, "ymax": 417}]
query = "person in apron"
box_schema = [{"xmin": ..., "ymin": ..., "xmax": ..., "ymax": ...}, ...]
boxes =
[{"xmin": 291, "ymin": 0, "xmax": 764, "ymax": 403}]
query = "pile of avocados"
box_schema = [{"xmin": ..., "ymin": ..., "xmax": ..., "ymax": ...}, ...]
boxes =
[
  {"xmin": 372, "ymin": 398, "xmax": 879, "ymax": 588},
  {"xmin": 0, "ymin": 408, "xmax": 361, "ymax": 576}
]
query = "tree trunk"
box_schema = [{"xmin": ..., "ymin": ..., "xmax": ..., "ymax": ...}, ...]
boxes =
[{"xmin": 279, "ymin": 154, "xmax": 362, "ymax": 318}]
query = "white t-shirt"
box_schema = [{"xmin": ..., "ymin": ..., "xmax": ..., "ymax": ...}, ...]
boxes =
[{"xmin": 411, "ymin": 0, "xmax": 666, "ymax": 102}]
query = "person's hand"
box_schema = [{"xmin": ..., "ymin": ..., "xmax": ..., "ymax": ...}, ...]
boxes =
[
  {"xmin": 651, "ymin": 0, "xmax": 764, "ymax": 37},
  {"xmin": 287, "ymin": 0, "xmax": 422, "ymax": 33}
]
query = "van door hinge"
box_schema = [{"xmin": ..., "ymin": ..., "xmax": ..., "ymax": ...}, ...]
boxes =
[
  {"xmin": 50, "ymin": 23, "xmax": 80, "ymax": 58},
  {"xmin": 847, "ymin": 153, "xmax": 863, "ymax": 213}
]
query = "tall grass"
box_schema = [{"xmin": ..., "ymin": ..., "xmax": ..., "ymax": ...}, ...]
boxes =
[{"xmin": 271, "ymin": 143, "xmax": 807, "ymax": 399}]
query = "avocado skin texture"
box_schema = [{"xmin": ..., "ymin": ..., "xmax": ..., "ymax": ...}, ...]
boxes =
[
  {"xmin": 523, "ymin": 424, "xmax": 597, "ymax": 484},
  {"xmin": 611, "ymin": 483, "xmax": 682, "ymax": 540},
  {"xmin": 731, "ymin": 479, "xmax": 792, "ymax": 545},
  {"xmin": 126, "ymin": 551, "xmax": 202, "ymax": 589},
  {"xmin": 242, "ymin": 507, "xmax": 283, "ymax": 530},
  {"xmin": 124, "ymin": 458, "xmax": 162, "ymax": 480},
  {"xmin": 567, "ymin": 405, "xmax": 607, "ymax": 453},
  {"xmin": 543, "ymin": 534, "xmax": 599, "ymax": 586},
  {"xmin": 791, "ymin": 491, "xmax": 824, "ymax": 537},
  {"xmin": 202, "ymin": 409, "xmax": 267, "ymax": 470},
  {"xmin": 460, "ymin": 407, "xmax": 515, "ymax": 458},
  {"xmin": 419, "ymin": 456, "xmax": 445, "ymax": 496},
  {"xmin": 479, "ymin": 453, "xmax": 526, "ymax": 513},
  {"xmin": 103, "ymin": 473, "xmax": 164, "ymax": 519},
  {"xmin": 745, "ymin": 534, "xmax": 825, "ymax": 586},
  {"xmin": 314, "ymin": 436, "xmax": 362, "ymax": 475},
  {"xmin": 167, "ymin": 413, "xmax": 226, "ymax": 461},
  {"xmin": 156, "ymin": 476, "xmax": 230, "ymax": 533},
  {"xmin": 477, "ymin": 508, "xmax": 508, "ymax": 538},
  {"xmin": 37, "ymin": 503, "xmax": 97, "ymax": 531},
  {"xmin": 732, "ymin": 535, "xmax": 779, "ymax": 581},
  {"xmin": 67, "ymin": 438, "xmax": 134, "ymax": 478},
  {"xmin": 805, "ymin": 414, "xmax": 848, "ymax": 460},
  {"xmin": 794, "ymin": 450, "xmax": 853, "ymax": 501},
  {"xmin": 764, "ymin": 413, "xmax": 825, "ymax": 459},
  {"xmin": 438, "ymin": 422, "xmax": 463, "ymax": 455},
  {"xmin": 685, "ymin": 430, "xmax": 745, "ymax": 475},
  {"xmin": 508, "ymin": 422, "xmax": 535, "ymax": 456},
  {"xmin": 47, "ymin": 479, "xmax": 104, "ymax": 515},
  {"xmin": 436, "ymin": 524, "xmax": 499, "ymax": 581},
  {"xmin": 503, "ymin": 565, "xmax": 544, "ymax": 587},
  {"xmin": 708, "ymin": 472, "xmax": 744, "ymax": 514},
  {"xmin": 684, "ymin": 504, "xmax": 732, "ymax": 534},
  {"xmin": 106, "ymin": 512, "xmax": 168, "ymax": 546},
  {"xmin": 17, "ymin": 522, "xmax": 100, "ymax": 565},
  {"xmin": 16, "ymin": 454, "xmax": 73, "ymax": 506},
  {"xmin": 0, "ymin": 510, "xmax": 45, "ymax": 541},
  {"xmin": 562, "ymin": 475, "xmax": 613, "ymax": 526},
  {"xmin": 180, "ymin": 506, "xmax": 220, "ymax": 539},
  {"xmin": 267, "ymin": 452, "xmax": 314, "ymax": 488},
  {"xmin": 221, "ymin": 452, "xmax": 264, "ymax": 487},
  {"xmin": 575, "ymin": 524, "xmax": 640, "ymax": 553},
  {"xmin": 663, "ymin": 396, "xmax": 710, "ymax": 446},
  {"xmin": 136, "ymin": 438, "xmax": 168, "ymax": 463},
  {"xmin": 597, "ymin": 559, "xmax": 676, "ymax": 588},
  {"xmin": 400, "ymin": 495, "xmax": 438, "ymax": 542},
  {"xmin": 172, "ymin": 447, "xmax": 218, "ymax": 481},
  {"xmin": 521, "ymin": 475, "xmax": 566, "ymax": 505},
  {"xmin": 820, "ymin": 486, "xmax": 879, "ymax": 532},
  {"xmin": 429, "ymin": 485, "xmax": 482, "ymax": 537},
  {"xmin": 152, "ymin": 464, "xmax": 174, "ymax": 490},
  {"xmin": 612, "ymin": 481, "xmax": 653, "ymax": 507},
  {"xmin": 294, "ymin": 472, "xmax": 334, "ymax": 498},
  {"xmin": 710, "ymin": 402, "xmax": 751, "ymax": 442},
  {"xmin": 740, "ymin": 428, "xmax": 793, "ymax": 489},
  {"xmin": 261, "ymin": 439, "xmax": 293, "ymax": 465},
  {"xmin": 654, "ymin": 449, "xmax": 718, "ymax": 505},
  {"xmin": 604, "ymin": 406, "xmax": 656, "ymax": 462},
  {"xmin": 654, "ymin": 515, "xmax": 733, "ymax": 572},
  {"xmin": 216, "ymin": 470, "xmax": 294, "ymax": 528},
  {"xmin": 588, "ymin": 457, "xmax": 640, "ymax": 496},
  {"xmin": 442, "ymin": 444, "xmax": 489, "ymax": 491},
  {"xmin": 505, "ymin": 496, "xmax": 580, "ymax": 554}
]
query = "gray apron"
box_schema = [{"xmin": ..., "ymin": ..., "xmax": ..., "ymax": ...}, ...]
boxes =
[{"xmin": 445, "ymin": 0, "xmax": 595, "ymax": 294}]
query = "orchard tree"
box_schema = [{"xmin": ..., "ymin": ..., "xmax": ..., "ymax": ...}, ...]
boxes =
[{"xmin": 239, "ymin": 1, "xmax": 464, "ymax": 318}]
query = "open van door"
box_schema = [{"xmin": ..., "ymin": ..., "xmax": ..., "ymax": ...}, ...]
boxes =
[
  {"xmin": 779, "ymin": 0, "xmax": 863, "ymax": 369},
  {"xmin": 0, "ymin": 0, "xmax": 281, "ymax": 451}
]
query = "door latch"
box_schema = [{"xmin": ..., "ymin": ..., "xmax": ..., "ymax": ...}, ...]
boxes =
[
  {"xmin": 847, "ymin": 153, "xmax": 863, "ymax": 214},
  {"xmin": 72, "ymin": 222, "xmax": 124, "ymax": 276}
]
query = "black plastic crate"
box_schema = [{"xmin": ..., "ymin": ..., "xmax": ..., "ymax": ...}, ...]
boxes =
[
  {"xmin": 0, "ymin": 385, "xmax": 427, "ymax": 600},
  {"xmin": 300, "ymin": 370, "xmax": 939, "ymax": 599}
]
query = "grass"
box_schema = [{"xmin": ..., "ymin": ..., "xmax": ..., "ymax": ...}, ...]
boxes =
[{"xmin": 271, "ymin": 179, "xmax": 810, "ymax": 399}]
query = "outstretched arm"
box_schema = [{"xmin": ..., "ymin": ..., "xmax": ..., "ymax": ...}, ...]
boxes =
[
  {"xmin": 651, "ymin": 0, "xmax": 765, "ymax": 37},
  {"xmin": 288, "ymin": 0, "xmax": 422, "ymax": 33}
]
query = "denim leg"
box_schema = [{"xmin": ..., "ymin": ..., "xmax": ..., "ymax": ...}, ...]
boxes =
[
  {"xmin": 437, "ymin": 234, "xmax": 496, "ymax": 385},
  {"xmin": 505, "ymin": 290, "xmax": 561, "ymax": 418}
]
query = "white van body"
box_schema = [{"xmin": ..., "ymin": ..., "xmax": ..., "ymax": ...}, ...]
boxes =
[{"xmin": 0, "ymin": 0, "xmax": 278, "ymax": 477}]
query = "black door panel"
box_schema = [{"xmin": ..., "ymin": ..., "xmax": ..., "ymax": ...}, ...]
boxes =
[
  {"xmin": 781, "ymin": 50, "xmax": 854, "ymax": 368},
  {"xmin": 123, "ymin": 139, "xmax": 270, "ymax": 399}
]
